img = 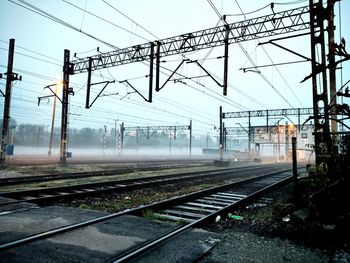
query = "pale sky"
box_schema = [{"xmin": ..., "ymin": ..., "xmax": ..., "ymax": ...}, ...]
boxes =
[{"xmin": 0, "ymin": 0, "xmax": 349, "ymax": 137}]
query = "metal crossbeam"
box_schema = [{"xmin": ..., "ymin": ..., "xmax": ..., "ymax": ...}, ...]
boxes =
[
  {"xmin": 71, "ymin": 5, "xmax": 309, "ymax": 74},
  {"xmin": 224, "ymin": 127, "xmax": 249, "ymax": 136},
  {"xmin": 223, "ymin": 107, "xmax": 317, "ymax": 119},
  {"xmin": 123, "ymin": 125, "xmax": 190, "ymax": 132}
]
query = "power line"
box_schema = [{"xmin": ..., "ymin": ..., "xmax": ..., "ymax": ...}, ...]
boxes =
[
  {"xmin": 0, "ymin": 47, "xmax": 61, "ymax": 67},
  {"xmin": 4, "ymin": 65, "xmax": 218, "ymax": 130},
  {"xmin": 9, "ymin": 0, "xmax": 119, "ymax": 50},
  {"xmin": 102, "ymin": 0, "xmax": 159, "ymax": 40},
  {"xmin": 59, "ymin": 0, "xmax": 249, "ymax": 109},
  {"xmin": 206, "ymin": 0, "xmax": 295, "ymax": 108},
  {"xmin": 225, "ymin": 0, "xmax": 308, "ymax": 17},
  {"xmin": 61, "ymin": 0, "xmax": 152, "ymax": 42},
  {"xmin": 9, "ymin": 61, "xmax": 190, "ymax": 126},
  {"xmin": 83, "ymin": 1, "xmax": 252, "ymax": 109},
  {"xmin": 233, "ymin": 0, "xmax": 304, "ymax": 108},
  {"xmin": 6, "ymin": 1, "xmax": 262, "ymax": 129},
  {"xmin": 226, "ymin": 3, "xmax": 270, "ymax": 16},
  {"xmin": 275, "ymin": 0, "xmax": 308, "ymax": 5},
  {"xmin": 0, "ymin": 39, "xmax": 62, "ymax": 63},
  {"xmin": 8, "ymin": 73, "xmax": 216, "ymax": 132}
]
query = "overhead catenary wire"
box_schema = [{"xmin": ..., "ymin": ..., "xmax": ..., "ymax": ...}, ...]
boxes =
[
  {"xmin": 102, "ymin": 0, "xmax": 160, "ymax": 40},
  {"xmin": 58, "ymin": 0, "xmax": 250, "ymax": 109},
  {"xmin": 206, "ymin": 0, "xmax": 295, "ymax": 108},
  {"xmin": 225, "ymin": 0, "xmax": 308, "ymax": 17},
  {"xmin": 8, "ymin": 0, "xmax": 261, "ymax": 110},
  {"xmin": 6, "ymin": 67, "xmax": 217, "ymax": 132},
  {"xmin": 100, "ymin": 0, "xmax": 255, "ymax": 110},
  {"xmin": 0, "ymin": 39, "xmax": 62, "ymax": 63},
  {"xmin": 9, "ymin": 0, "xmax": 119, "ymax": 50},
  {"xmin": 0, "ymin": 44, "xmax": 226, "ymax": 130},
  {"xmin": 61, "ymin": 0, "xmax": 152, "ymax": 43},
  {"xmin": 4, "ymin": 64, "xmax": 218, "ymax": 128},
  {"xmin": 5, "ymin": 0, "xmax": 300, "ymax": 134},
  {"xmin": 2, "ymin": 65, "xmax": 219, "ymax": 137},
  {"xmin": 0, "ymin": 47, "xmax": 61, "ymax": 67},
  {"xmin": 79, "ymin": 0, "xmax": 88, "ymax": 30},
  {"xmin": 233, "ymin": 0, "xmax": 304, "ymax": 108}
]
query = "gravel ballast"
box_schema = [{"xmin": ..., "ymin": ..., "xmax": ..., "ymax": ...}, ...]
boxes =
[{"xmin": 199, "ymin": 230, "xmax": 329, "ymax": 262}]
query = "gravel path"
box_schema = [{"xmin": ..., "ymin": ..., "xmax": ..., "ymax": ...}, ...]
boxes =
[{"xmin": 199, "ymin": 230, "xmax": 329, "ymax": 262}]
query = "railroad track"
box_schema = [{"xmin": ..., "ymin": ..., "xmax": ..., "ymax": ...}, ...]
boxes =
[
  {"xmin": 0, "ymin": 167, "xmax": 297, "ymax": 261},
  {"xmin": 0, "ymin": 164, "xmax": 288, "ymax": 206},
  {"xmin": 0, "ymin": 160, "xmax": 214, "ymax": 186}
]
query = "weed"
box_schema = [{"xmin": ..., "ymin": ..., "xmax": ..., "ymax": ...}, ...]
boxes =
[
  {"xmin": 142, "ymin": 209, "xmax": 162, "ymax": 220},
  {"xmin": 79, "ymin": 204, "xmax": 92, "ymax": 210}
]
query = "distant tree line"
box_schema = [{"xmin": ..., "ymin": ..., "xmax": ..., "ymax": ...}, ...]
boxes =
[{"xmin": 0, "ymin": 120, "xmax": 217, "ymax": 149}]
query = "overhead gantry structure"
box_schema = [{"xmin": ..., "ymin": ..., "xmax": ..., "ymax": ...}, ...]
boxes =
[
  {"xmin": 70, "ymin": 5, "xmax": 309, "ymax": 74},
  {"xmin": 221, "ymin": 106, "xmax": 317, "ymax": 157},
  {"xmin": 58, "ymin": 2, "xmax": 344, "ymax": 167},
  {"xmin": 58, "ymin": 4, "xmax": 310, "ymax": 162},
  {"xmin": 120, "ymin": 122, "xmax": 192, "ymax": 156}
]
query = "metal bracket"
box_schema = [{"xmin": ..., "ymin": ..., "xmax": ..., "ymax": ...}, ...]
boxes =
[
  {"xmin": 86, "ymin": 80, "xmax": 116, "ymax": 108},
  {"xmin": 0, "ymin": 72, "xmax": 22, "ymax": 81},
  {"xmin": 119, "ymin": 80, "xmax": 149, "ymax": 102},
  {"xmin": 159, "ymin": 59, "xmax": 224, "ymax": 91},
  {"xmin": 157, "ymin": 59, "xmax": 188, "ymax": 91},
  {"xmin": 190, "ymin": 60, "xmax": 223, "ymax": 88},
  {"xmin": 38, "ymin": 84, "xmax": 63, "ymax": 106}
]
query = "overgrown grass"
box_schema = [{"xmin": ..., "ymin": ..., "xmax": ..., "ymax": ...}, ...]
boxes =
[
  {"xmin": 72, "ymin": 177, "xmax": 242, "ymax": 215},
  {"xmin": 255, "ymin": 202, "xmax": 295, "ymax": 221}
]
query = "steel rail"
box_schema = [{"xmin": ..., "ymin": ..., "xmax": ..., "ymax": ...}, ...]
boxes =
[
  {"xmin": 0, "ymin": 161, "xmax": 212, "ymax": 186},
  {"xmin": 0, "ymin": 167, "xmax": 294, "ymax": 252},
  {"xmin": 113, "ymin": 171, "xmax": 294, "ymax": 262},
  {"xmin": 0, "ymin": 164, "xmax": 287, "ymax": 206}
]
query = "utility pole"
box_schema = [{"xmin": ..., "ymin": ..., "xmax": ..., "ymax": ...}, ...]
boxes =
[
  {"xmin": 248, "ymin": 111, "xmax": 251, "ymax": 161},
  {"xmin": 219, "ymin": 106, "xmax": 223, "ymax": 161},
  {"xmin": 309, "ymin": 0, "xmax": 332, "ymax": 168},
  {"xmin": 277, "ymin": 119, "xmax": 280, "ymax": 161},
  {"xmin": 223, "ymin": 123, "xmax": 226, "ymax": 151},
  {"xmin": 292, "ymin": 137, "xmax": 298, "ymax": 198},
  {"xmin": 285, "ymin": 121, "xmax": 289, "ymax": 159},
  {"xmin": 223, "ymin": 15, "xmax": 229, "ymax": 96},
  {"xmin": 327, "ymin": 0, "xmax": 337, "ymax": 144},
  {"xmin": 1, "ymin": 39, "xmax": 21, "ymax": 165},
  {"xmin": 120, "ymin": 122, "xmax": 124, "ymax": 155},
  {"xmin": 60, "ymin": 49, "xmax": 72, "ymax": 163},
  {"xmin": 169, "ymin": 129, "xmax": 172, "ymax": 155},
  {"xmin": 48, "ymin": 83, "xmax": 58, "ymax": 157},
  {"xmin": 103, "ymin": 125, "xmax": 106, "ymax": 156},
  {"xmin": 206, "ymin": 133, "xmax": 209, "ymax": 149},
  {"xmin": 114, "ymin": 119, "xmax": 118, "ymax": 156},
  {"xmin": 189, "ymin": 120, "xmax": 192, "ymax": 157}
]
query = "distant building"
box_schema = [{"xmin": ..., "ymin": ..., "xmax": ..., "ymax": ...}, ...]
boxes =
[{"xmin": 252, "ymin": 124, "xmax": 314, "ymax": 161}]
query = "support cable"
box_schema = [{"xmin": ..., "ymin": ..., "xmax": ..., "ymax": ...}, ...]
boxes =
[
  {"xmin": 62, "ymin": 0, "xmax": 151, "ymax": 42},
  {"xmin": 206, "ymin": 0, "xmax": 295, "ymax": 108},
  {"xmin": 9, "ymin": 0, "xmax": 119, "ymax": 50},
  {"xmin": 234, "ymin": 0, "xmax": 304, "ymax": 107}
]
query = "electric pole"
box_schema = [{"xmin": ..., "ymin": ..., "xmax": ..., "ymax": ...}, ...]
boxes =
[
  {"xmin": 219, "ymin": 106, "xmax": 223, "ymax": 161},
  {"xmin": 327, "ymin": 0, "xmax": 337, "ymax": 144},
  {"xmin": 1, "ymin": 39, "xmax": 21, "ymax": 165},
  {"xmin": 60, "ymin": 49, "xmax": 73, "ymax": 163},
  {"xmin": 114, "ymin": 119, "xmax": 119, "ymax": 156},
  {"xmin": 48, "ymin": 83, "xmax": 58, "ymax": 157},
  {"xmin": 189, "ymin": 120, "xmax": 192, "ymax": 157}
]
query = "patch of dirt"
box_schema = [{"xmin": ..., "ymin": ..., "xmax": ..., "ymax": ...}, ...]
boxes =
[{"xmin": 203, "ymin": 183, "xmax": 349, "ymax": 260}]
